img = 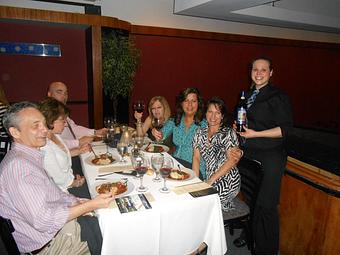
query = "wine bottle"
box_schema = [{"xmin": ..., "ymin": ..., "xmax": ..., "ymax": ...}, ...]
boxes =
[{"xmin": 236, "ymin": 91, "xmax": 247, "ymax": 132}]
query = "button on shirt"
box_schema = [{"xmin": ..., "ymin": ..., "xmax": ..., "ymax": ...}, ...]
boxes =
[{"xmin": 0, "ymin": 143, "xmax": 78, "ymax": 253}]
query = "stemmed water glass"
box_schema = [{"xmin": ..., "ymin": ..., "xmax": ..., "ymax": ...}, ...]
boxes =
[
  {"xmin": 159, "ymin": 157, "xmax": 173, "ymax": 193},
  {"xmin": 151, "ymin": 154, "xmax": 164, "ymax": 182},
  {"xmin": 131, "ymin": 154, "xmax": 149, "ymax": 192},
  {"xmin": 117, "ymin": 142, "xmax": 128, "ymax": 162}
]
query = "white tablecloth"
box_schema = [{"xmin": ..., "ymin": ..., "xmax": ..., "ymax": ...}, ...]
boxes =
[{"xmin": 80, "ymin": 143, "xmax": 227, "ymax": 255}]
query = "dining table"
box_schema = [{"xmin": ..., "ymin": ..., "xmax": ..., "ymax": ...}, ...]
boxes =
[{"xmin": 80, "ymin": 141, "xmax": 227, "ymax": 255}]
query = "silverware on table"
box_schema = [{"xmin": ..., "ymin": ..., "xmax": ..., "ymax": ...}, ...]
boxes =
[{"xmin": 90, "ymin": 146, "xmax": 99, "ymax": 159}]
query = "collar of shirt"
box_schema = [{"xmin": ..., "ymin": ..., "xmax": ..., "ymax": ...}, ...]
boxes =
[{"xmin": 11, "ymin": 142, "xmax": 45, "ymax": 162}]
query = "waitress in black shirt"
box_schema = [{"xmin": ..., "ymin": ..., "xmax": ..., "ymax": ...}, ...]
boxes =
[{"xmin": 239, "ymin": 57, "xmax": 293, "ymax": 255}]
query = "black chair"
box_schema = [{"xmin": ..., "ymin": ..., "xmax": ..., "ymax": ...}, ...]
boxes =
[
  {"xmin": 222, "ymin": 156, "xmax": 263, "ymax": 255},
  {"xmin": 0, "ymin": 216, "xmax": 20, "ymax": 255},
  {"xmin": 0, "ymin": 136, "xmax": 11, "ymax": 162}
]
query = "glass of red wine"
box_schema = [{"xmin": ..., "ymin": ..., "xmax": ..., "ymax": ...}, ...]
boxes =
[
  {"xmin": 133, "ymin": 100, "xmax": 145, "ymax": 114},
  {"xmin": 152, "ymin": 118, "xmax": 164, "ymax": 143},
  {"xmin": 132, "ymin": 154, "xmax": 149, "ymax": 192},
  {"xmin": 159, "ymin": 157, "xmax": 173, "ymax": 193}
]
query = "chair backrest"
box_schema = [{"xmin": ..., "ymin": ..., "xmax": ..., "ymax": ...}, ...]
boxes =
[
  {"xmin": 0, "ymin": 216, "xmax": 20, "ymax": 255},
  {"xmin": 0, "ymin": 137, "xmax": 11, "ymax": 162},
  {"xmin": 237, "ymin": 156, "xmax": 263, "ymax": 213}
]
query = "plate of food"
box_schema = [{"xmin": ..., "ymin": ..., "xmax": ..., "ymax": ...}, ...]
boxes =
[
  {"xmin": 86, "ymin": 154, "xmax": 118, "ymax": 166},
  {"xmin": 167, "ymin": 168, "xmax": 194, "ymax": 181},
  {"xmin": 143, "ymin": 144, "xmax": 169, "ymax": 153},
  {"xmin": 93, "ymin": 180, "xmax": 134, "ymax": 198}
]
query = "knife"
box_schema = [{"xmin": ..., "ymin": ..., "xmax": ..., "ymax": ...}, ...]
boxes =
[{"xmin": 115, "ymin": 170, "xmax": 137, "ymax": 177}]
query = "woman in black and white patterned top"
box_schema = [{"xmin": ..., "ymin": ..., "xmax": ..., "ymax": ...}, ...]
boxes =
[{"xmin": 192, "ymin": 97, "xmax": 241, "ymax": 211}]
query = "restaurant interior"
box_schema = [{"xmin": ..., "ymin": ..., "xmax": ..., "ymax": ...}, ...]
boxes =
[{"xmin": 0, "ymin": 1, "xmax": 339, "ymax": 255}]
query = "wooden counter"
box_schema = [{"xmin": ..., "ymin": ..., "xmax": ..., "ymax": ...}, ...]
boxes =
[{"xmin": 279, "ymin": 157, "xmax": 340, "ymax": 255}]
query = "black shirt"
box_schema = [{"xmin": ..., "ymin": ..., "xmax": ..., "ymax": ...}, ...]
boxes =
[{"xmin": 244, "ymin": 84, "xmax": 293, "ymax": 150}]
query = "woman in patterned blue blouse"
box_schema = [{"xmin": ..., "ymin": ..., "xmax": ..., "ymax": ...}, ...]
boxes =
[
  {"xmin": 152, "ymin": 87, "xmax": 207, "ymax": 179},
  {"xmin": 192, "ymin": 97, "xmax": 241, "ymax": 211}
]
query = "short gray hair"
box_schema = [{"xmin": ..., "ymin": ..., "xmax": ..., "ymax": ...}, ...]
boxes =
[{"xmin": 3, "ymin": 101, "xmax": 38, "ymax": 135}]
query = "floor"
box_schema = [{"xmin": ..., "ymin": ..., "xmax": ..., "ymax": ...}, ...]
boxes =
[{"xmin": 224, "ymin": 227, "xmax": 251, "ymax": 255}]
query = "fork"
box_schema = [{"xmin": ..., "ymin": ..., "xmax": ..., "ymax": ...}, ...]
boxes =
[{"xmin": 90, "ymin": 146, "xmax": 99, "ymax": 159}]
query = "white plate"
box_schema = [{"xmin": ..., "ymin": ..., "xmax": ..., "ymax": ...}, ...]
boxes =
[
  {"xmin": 166, "ymin": 168, "xmax": 194, "ymax": 182},
  {"xmin": 142, "ymin": 144, "xmax": 169, "ymax": 154},
  {"xmin": 91, "ymin": 179, "xmax": 134, "ymax": 198},
  {"xmin": 85, "ymin": 154, "xmax": 119, "ymax": 166}
]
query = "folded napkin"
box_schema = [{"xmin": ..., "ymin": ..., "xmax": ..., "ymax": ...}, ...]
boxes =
[
  {"xmin": 98, "ymin": 164, "xmax": 133, "ymax": 174},
  {"xmin": 172, "ymin": 182, "xmax": 211, "ymax": 195}
]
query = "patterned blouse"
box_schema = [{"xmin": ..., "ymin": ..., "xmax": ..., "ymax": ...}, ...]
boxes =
[
  {"xmin": 162, "ymin": 116, "xmax": 207, "ymax": 179},
  {"xmin": 0, "ymin": 102, "xmax": 9, "ymax": 137},
  {"xmin": 193, "ymin": 126, "xmax": 240, "ymax": 211}
]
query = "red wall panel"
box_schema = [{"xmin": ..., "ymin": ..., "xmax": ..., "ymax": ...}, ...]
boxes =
[
  {"xmin": 130, "ymin": 34, "xmax": 340, "ymax": 133},
  {"xmin": 0, "ymin": 22, "xmax": 89, "ymax": 126}
]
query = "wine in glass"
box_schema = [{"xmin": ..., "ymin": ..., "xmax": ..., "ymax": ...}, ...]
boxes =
[
  {"xmin": 152, "ymin": 118, "xmax": 164, "ymax": 144},
  {"xmin": 133, "ymin": 100, "xmax": 145, "ymax": 113},
  {"xmin": 132, "ymin": 155, "xmax": 149, "ymax": 192},
  {"xmin": 151, "ymin": 154, "xmax": 164, "ymax": 182},
  {"xmin": 159, "ymin": 157, "xmax": 173, "ymax": 193},
  {"xmin": 117, "ymin": 142, "xmax": 128, "ymax": 162}
]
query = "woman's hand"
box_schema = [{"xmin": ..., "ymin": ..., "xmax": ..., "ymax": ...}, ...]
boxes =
[
  {"xmin": 72, "ymin": 174, "xmax": 85, "ymax": 187},
  {"xmin": 239, "ymin": 126, "xmax": 257, "ymax": 138},
  {"xmin": 134, "ymin": 111, "xmax": 143, "ymax": 121},
  {"xmin": 151, "ymin": 128, "xmax": 163, "ymax": 141},
  {"xmin": 227, "ymin": 147, "xmax": 243, "ymax": 164}
]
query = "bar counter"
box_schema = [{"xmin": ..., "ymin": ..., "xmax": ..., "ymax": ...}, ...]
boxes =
[{"xmin": 279, "ymin": 128, "xmax": 340, "ymax": 255}]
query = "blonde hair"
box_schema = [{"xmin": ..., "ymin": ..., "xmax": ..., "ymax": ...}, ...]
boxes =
[
  {"xmin": 148, "ymin": 96, "xmax": 171, "ymax": 121},
  {"xmin": 0, "ymin": 85, "xmax": 9, "ymax": 105}
]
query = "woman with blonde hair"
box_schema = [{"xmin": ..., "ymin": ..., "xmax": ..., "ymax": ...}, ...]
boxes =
[
  {"xmin": 0, "ymin": 85, "xmax": 10, "ymax": 137},
  {"xmin": 134, "ymin": 96, "xmax": 171, "ymax": 138}
]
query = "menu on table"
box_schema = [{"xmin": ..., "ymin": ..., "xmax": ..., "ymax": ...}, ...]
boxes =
[{"xmin": 115, "ymin": 194, "xmax": 152, "ymax": 214}]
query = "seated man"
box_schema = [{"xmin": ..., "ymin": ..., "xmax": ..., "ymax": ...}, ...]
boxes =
[
  {"xmin": 0, "ymin": 101, "xmax": 114, "ymax": 254},
  {"xmin": 47, "ymin": 81, "xmax": 107, "ymax": 149}
]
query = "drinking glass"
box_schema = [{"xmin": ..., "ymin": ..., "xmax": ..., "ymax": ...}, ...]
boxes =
[
  {"xmin": 117, "ymin": 142, "xmax": 128, "ymax": 162},
  {"xmin": 151, "ymin": 154, "xmax": 164, "ymax": 182},
  {"xmin": 152, "ymin": 118, "xmax": 164, "ymax": 144},
  {"xmin": 133, "ymin": 100, "xmax": 145, "ymax": 113},
  {"xmin": 159, "ymin": 157, "xmax": 173, "ymax": 193},
  {"xmin": 132, "ymin": 155, "xmax": 149, "ymax": 192}
]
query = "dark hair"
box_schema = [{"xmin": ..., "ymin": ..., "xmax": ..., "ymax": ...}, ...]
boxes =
[
  {"xmin": 251, "ymin": 56, "xmax": 273, "ymax": 71},
  {"xmin": 39, "ymin": 97, "xmax": 70, "ymax": 129},
  {"xmin": 3, "ymin": 101, "xmax": 38, "ymax": 134},
  {"xmin": 205, "ymin": 97, "xmax": 231, "ymax": 127},
  {"xmin": 175, "ymin": 87, "xmax": 204, "ymax": 126}
]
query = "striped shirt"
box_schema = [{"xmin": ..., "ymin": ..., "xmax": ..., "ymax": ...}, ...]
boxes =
[{"xmin": 0, "ymin": 143, "xmax": 78, "ymax": 253}]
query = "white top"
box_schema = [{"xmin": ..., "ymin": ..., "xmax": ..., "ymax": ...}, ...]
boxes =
[{"xmin": 41, "ymin": 134, "xmax": 74, "ymax": 191}]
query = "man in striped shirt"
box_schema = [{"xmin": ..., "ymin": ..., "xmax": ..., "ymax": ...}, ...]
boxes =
[{"xmin": 0, "ymin": 101, "xmax": 114, "ymax": 254}]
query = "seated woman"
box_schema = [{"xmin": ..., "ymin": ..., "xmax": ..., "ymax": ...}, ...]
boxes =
[
  {"xmin": 152, "ymin": 87, "xmax": 207, "ymax": 179},
  {"xmin": 39, "ymin": 97, "xmax": 86, "ymax": 192},
  {"xmin": 192, "ymin": 97, "xmax": 241, "ymax": 211},
  {"xmin": 134, "ymin": 96, "xmax": 171, "ymax": 138}
]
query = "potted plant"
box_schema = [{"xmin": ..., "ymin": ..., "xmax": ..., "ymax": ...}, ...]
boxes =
[{"xmin": 102, "ymin": 29, "xmax": 140, "ymax": 122}]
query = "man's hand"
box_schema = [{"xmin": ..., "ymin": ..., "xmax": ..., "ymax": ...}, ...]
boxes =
[
  {"xmin": 239, "ymin": 126, "xmax": 257, "ymax": 139},
  {"xmin": 95, "ymin": 128, "xmax": 108, "ymax": 136},
  {"xmin": 79, "ymin": 136, "xmax": 94, "ymax": 146}
]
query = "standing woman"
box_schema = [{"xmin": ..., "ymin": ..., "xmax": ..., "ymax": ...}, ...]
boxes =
[
  {"xmin": 0, "ymin": 85, "xmax": 10, "ymax": 137},
  {"xmin": 239, "ymin": 57, "xmax": 293, "ymax": 255},
  {"xmin": 153, "ymin": 87, "xmax": 207, "ymax": 179},
  {"xmin": 192, "ymin": 97, "xmax": 241, "ymax": 211}
]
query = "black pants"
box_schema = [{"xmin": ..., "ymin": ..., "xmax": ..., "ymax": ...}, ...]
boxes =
[
  {"xmin": 68, "ymin": 156, "xmax": 103, "ymax": 255},
  {"xmin": 244, "ymin": 148, "xmax": 286, "ymax": 255}
]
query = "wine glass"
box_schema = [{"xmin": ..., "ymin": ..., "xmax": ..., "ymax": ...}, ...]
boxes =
[
  {"xmin": 133, "ymin": 100, "xmax": 145, "ymax": 114},
  {"xmin": 152, "ymin": 118, "xmax": 164, "ymax": 144},
  {"xmin": 151, "ymin": 154, "xmax": 164, "ymax": 182},
  {"xmin": 117, "ymin": 142, "xmax": 128, "ymax": 162},
  {"xmin": 159, "ymin": 157, "xmax": 173, "ymax": 193},
  {"xmin": 134, "ymin": 136, "xmax": 144, "ymax": 150},
  {"xmin": 131, "ymin": 154, "xmax": 149, "ymax": 192}
]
